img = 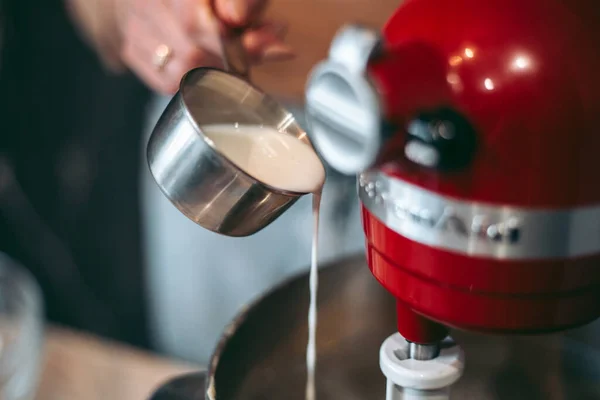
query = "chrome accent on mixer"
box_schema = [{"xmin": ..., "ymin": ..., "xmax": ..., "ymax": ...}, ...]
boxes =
[
  {"xmin": 408, "ymin": 342, "xmax": 441, "ymax": 361},
  {"xmin": 359, "ymin": 170, "xmax": 600, "ymax": 260},
  {"xmin": 305, "ymin": 25, "xmax": 383, "ymax": 175}
]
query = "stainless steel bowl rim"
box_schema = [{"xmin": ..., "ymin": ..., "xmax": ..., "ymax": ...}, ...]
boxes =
[
  {"xmin": 177, "ymin": 67, "xmax": 313, "ymax": 197},
  {"xmin": 204, "ymin": 257, "xmax": 323, "ymax": 399}
]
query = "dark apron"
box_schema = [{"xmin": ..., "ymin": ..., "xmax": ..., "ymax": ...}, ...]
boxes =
[{"xmin": 0, "ymin": 0, "xmax": 151, "ymax": 348}]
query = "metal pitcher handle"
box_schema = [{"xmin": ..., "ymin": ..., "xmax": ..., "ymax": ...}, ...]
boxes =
[{"xmin": 220, "ymin": 30, "xmax": 250, "ymax": 81}]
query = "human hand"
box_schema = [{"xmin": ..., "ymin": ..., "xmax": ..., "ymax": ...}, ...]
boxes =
[{"xmin": 119, "ymin": 0, "xmax": 294, "ymax": 94}]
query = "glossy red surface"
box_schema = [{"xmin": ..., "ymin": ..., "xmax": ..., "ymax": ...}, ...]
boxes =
[
  {"xmin": 363, "ymin": 209, "xmax": 600, "ymax": 295},
  {"xmin": 367, "ymin": 0, "xmax": 600, "ymax": 207},
  {"xmin": 368, "ymin": 243, "xmax": 600, "ymax": 334},
  {"xmin": 359, "ymin": 0, "xmax": 600, "ymax": 342},
  {"xmin": 364, "ymin": 206, "xmax": 600, "ymax": 333},
  {"xmin": 396, "ymin": 300, "xmax": 449, "ymax": 344}
]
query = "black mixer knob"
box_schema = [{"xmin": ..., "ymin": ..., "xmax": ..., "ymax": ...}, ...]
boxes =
[{"xmin": 404, "ymin": 108, "xmax": 477, "ymax": 172}]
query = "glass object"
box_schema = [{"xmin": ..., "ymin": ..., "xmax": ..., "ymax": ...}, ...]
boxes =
[{"xmin": 0, "ymin": 253, "xmax": 43, "ymax": 400}]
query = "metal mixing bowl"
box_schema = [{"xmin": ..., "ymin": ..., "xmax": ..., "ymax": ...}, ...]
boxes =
[{"xmin": 205, "ymin": 255, "xmax": 600, "ymax": 400}]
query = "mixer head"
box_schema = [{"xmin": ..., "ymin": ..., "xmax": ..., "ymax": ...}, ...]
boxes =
[{"xmin": 305, "ymin": 0, "xmax": 600, "ymax": 344}]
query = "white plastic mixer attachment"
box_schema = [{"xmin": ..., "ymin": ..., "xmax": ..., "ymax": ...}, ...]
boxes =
[{"xmin": 380, "ymin": 333, "xmax": 465, "ymax": 400}]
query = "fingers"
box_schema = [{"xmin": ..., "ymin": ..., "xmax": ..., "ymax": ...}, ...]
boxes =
[
  {"xmin": 121, "ymin": 8, "xmax": 222, "ymax": 94},
  {"xmin": 119, "ymin": 0, "xmax": 294, "ymax": 94},
  {"xmin": 213, "ymin": 0, "xmax": 268, "ymax": 27},
  {"xmin": 168, "ymin": 0, "xmax": 223, "ymax": 56},
  {"xmin": 242, "ymin": 21, "xmax": 295, "ymax": 63},
  {"xmin": 162, "ymin": 0, "xmax": 293, "ymax": 63},
  {"xmin": 150, "ymin": 0, "xmax": 223, "ymax": 58}
]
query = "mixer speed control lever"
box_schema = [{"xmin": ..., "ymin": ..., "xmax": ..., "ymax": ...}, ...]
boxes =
[{"xmin": 405, "ymin": 108, "xmax": 478, "ymax": 172}]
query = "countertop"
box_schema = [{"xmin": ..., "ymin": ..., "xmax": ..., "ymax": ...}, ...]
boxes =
[{"xmin": 36, "ymin": 326, "xmax": 201, "ymax": 400}]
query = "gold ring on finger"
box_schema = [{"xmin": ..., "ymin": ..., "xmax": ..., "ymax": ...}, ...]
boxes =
[{"xmin": 152, "ymin": 44, "xmax": 172, "ymax": 71}]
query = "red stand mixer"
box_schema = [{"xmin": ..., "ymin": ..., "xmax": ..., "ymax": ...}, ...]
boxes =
[{"xmin": 304, "ymin": 0, "xmax": 600, "ymax": 397}]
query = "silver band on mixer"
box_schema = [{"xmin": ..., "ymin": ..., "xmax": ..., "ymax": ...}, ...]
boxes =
[{"xmin": 359, "ymin": 170, "xmax": 600, "ymax": 260}]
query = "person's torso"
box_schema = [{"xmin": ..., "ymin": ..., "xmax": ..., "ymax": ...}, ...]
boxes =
[{"xmin": 0, "ymin": 0, "xmax": 153, "ymax": 348}]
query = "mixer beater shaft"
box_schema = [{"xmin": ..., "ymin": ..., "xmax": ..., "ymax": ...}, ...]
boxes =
[{"xmin": 380, "ymin": 333, "xmax": 464, "ymax": 400}]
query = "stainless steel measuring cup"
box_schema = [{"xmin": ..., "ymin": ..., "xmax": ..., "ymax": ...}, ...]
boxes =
[{"xmin": 146, "ymin": 46, "xmax": 317, "ymax": 236}]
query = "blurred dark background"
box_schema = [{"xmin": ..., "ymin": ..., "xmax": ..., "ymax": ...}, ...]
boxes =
[
  {"xmin": 0, "ymin": 0, "xmax": 152, "ymax": 348},
  {"xmin": 0, "ymin": 0, "xmax": 391, "ymax": 361}
]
